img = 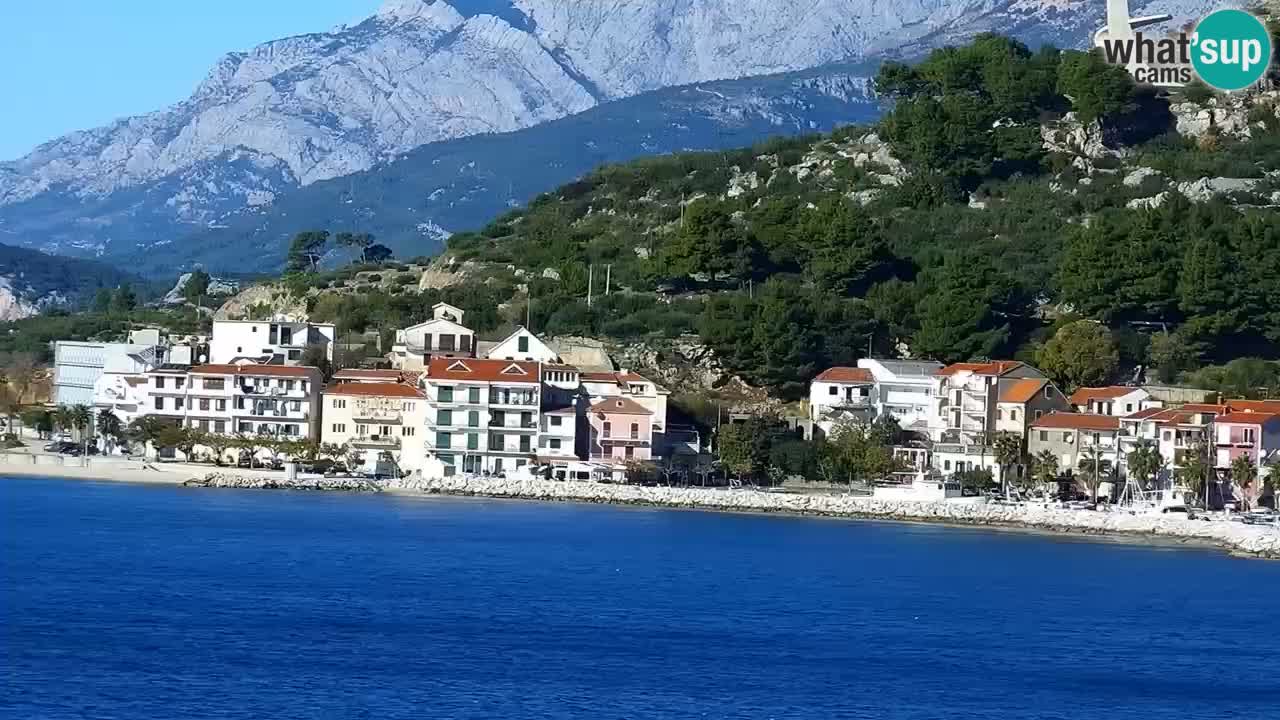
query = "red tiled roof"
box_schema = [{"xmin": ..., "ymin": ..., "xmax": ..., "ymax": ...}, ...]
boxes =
[
  {"xmin": 325, "ymin": 382, "xmax": 424, "ymax": 399},
  {"xmin": 579, "ymin": 370, "xmax": 667, "ymax": 392},
  {"xmin": 1031, "ymin": 412, "xmax": 1121, "ymax": 431},
  {"xmin": 190, "ymin": 364, "xmax": 320, "ymax": 378},
  {"xmin": 589, "ymin": 397, "xmax": 652, "ymax": 416},
  {"xmin": 815, "ymin": 367, "xmax": 874, "ymax": 384},
  {"xmin": 425, "ymin": 358, "xmax": 540, "ymax": 383},
  {"xmin": 1069, "ymin": 386, "xmax": 1138, "ymax": 405},
  {"xmin": 1122, "ymin": 407, "xmax": 1165, "ymax": 421},
  {"xmin": 1179, "ymin": 403, "xmax": 1229, "ymax": 414},
  {"xmin": 1227, "ymin": 400, "xmax": 1280, "ymax": 413},
  {"xmin": 999, "ymin": 378, "xmax": 1047, "ymax": 403},
  {"xmin": 1215, "ymin": 412, "xmax": 1280, "ymax": 425},
  {"xmin": 937, "ymin": 360, "xmax": 1024, "ymax": 377}
]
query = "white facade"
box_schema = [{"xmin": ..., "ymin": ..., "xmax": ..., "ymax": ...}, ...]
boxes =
[
  {"xmin": 55, "ymin": 340, "xmax": 166, "ymax": 406},
  {"xmin": 1069, "ymin": 387, "xmax": 1156, "ymax": 416},
  {"xmin": 208, "ymin": 320, "xmax": 335, "ymax": 365},
  {"xmin": 422, "ymin": 358, "xmax": 544, "ymax": 476},
  {"xmin": 322, "ymin": 383, "xmax": 428, "ymax": 474},
  {"xmin": 858, "ymin": 359, "xmax": 944, "ymax": 433},
  {"xmin": 143, "ymin": 364, "xmax": 324, "ymax": 443},
  {"xmin": 484, "ymin": 327, "xmax": 561, "ymax": 363},
  {"xmin": 391, "ymin": 303, "xmax": 475, "ymax": 370}
]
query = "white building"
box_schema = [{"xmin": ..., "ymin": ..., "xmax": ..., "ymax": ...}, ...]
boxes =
[
  {"xmin": 808, "ymin": 367, "xmax": 875, "ymax": 428},
  {"xmin": 143, "ymin": 364, "xmax": 324, "ymax": 443},
  {"xmin": 483, "ymin": 327, "xmax": 561, "ymax": 363},
  {"xmin": 53, "ymin": 331, "xmax": 168, "ymax": 406},
  {"xmin": 858, "ymin": 359, "xmax": 944, "ymax": 433},
  {"xmin": 421, "ymin": 358, "xmax": 543, "ymax": 476},
  {"xmin": 322, "ymin": 375, "xmax": 427, "ymax": 474},
  {"xmin": 1068, "ymin": 386, "xmax": 1157, "ymax": 416},
  {"xmin": 391, "ymin": 303, "xmax": 475, "ymax": 370},
  {"xmin": 208, "ymin": 319, "xmax": 336, "ymax": 366}
]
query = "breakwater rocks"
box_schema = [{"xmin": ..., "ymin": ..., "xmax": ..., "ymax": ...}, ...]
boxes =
[
  {"xmin": 388, "ymin": 475, "xmax": 1280, "ymax": 559},
  {"xmin": 184, "ymin": 473, "xmax": 381, "ymax": 492}
]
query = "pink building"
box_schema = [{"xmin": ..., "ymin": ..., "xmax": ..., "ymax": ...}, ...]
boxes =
[
  {"xmin": 1214, "ymin": 412, "xmax": 1280, "ymax": 471},
  {"xmin": 587, "ymin": 397, "xmax": 653, "ymax": 463}
]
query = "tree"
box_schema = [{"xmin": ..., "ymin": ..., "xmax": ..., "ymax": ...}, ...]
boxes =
[
  {"xmin": 1077, "ymin": 445, "xmax": 1112, "ymax": 502},
  {"xmin": 96, "ymin": 410, "xmax": 123, "ymax": 453},
  {"xmin": 52, "ymin": 406, "xmax": 74, "ymax": 438},
  {"xmin": 1032, "ymin": 449, "xmax": 1060, "ymax": 496},
  {"xmin": 109, "ymin": 284, "xmax": 138, "ymax": 315},
  {"xmin": 1037, "ymin": 321, "xmax": 1119, "ymax": 390},
  {"xmin": 300, "ymin": 344, "xmax": 333, "ymax": 379},
  {"xmin": 1056, "ymin": 49, "xmax": 1135, "ymax": 122},
  {"xmin": 1148, "ymin": 330, "xmax": 1199, "ymax": 383},
  {"xmin": 69, "ymin": 405, "xmax": 92, "ymax": 445},
  {"xmin": 661, "ymin": 200, "xmax": 754, "ymax": 280},
  {"xmin": 202, "ymin": 431, "xmax": 235, "ymax": 467},
  {"xmin": 1231, "ymin": 455, "xmax": 1260, "ymax": 511},
  {"xmin": 156, "ymin": 426, "xmax": 189, "ymax": 459},
  {"xmin": 129, "ymin": 416, "xmax": 168, "ymax": 454},
  {"xmin": 286, "ymin": 231, "xmax": 330, "ymax": 273},
  {"xmin": 2, "ymin": 352, "xmax": 38, "ymax": 406},
  {"xmin": 183, "ymin": 270, "xmax": 211, "ymax": 304},
  {"xmin": 1175, "ymin": 439, "xmax": 1212, "ymax": 506},
  {"xmin": 716, "ymin": 417, "xmax": 773, "ymax": 483},
  {"xmin": 21, "ymin": 408, "xmax": 53, "ymax": 439},
  {"xmin": 992, "ymin": 431, "xmax": 1025, "ymax": 497},
  {"xmin": 364, "ymin": 243, "xmax": 394, "ymax": 265},
  {"xmin": 344, "ymin": 443, "xmax": 366, "ymax": 473},
  {"xmin": 819, "ymin": 418, "xmax": 904, "ymax": 487},
  {"xmin": 336, "ymin": 232, "xmax": 376, "ymax": 263},
  {"xmin": 1126, "ymin": 440, "xmax": 1165, "ymax": 491}
]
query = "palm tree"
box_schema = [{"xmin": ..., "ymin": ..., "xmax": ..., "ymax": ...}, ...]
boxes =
[
  {"xmin": 992, "ymin": 431, "xmax": 1024, "ymax": 499},
  {"xmin": 1126, "ymin": 440, "xmax": 1165, "ymax": 491},
  {"xmin": 69, "ymin": 404, "xmax": 92, "ymax": 442},
  {"xmin": 96, "ymin": 410, "xmax": 123, "ymax": 454},
  {"xmin": 1032, "ymin": 449, "xmax": 1059, "ymax": 497},
  {"xmin": 1231, "ymin": 455, "xmax": 1260, "ymax": 511},
  {"xmin": 1077, "ymin": 445, "xmax": 1112, "ymax": 503},
  {"xmin": 1176, "ymin": 439, "xmax": 1212, "ymax": 507},
  {"xmin": 52, "ymin": 405, "xmax": 74, "ymax": 438}
]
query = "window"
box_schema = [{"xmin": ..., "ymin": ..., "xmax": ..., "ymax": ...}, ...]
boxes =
[
  {"xmin": 625, "ymin": 446, "xmax": 634, "ymax": 458},
  {"xmin": 1039, "ymin": 431, "xmax": 1048, "ymax": 442},
  {"xmin": 437, "ymin": 409, "xmax": 453, "ymax": 426},
  {"xmin": 436, "ymin": 432, "xmax": 452, "ymax": 450},
  {"xmin": 518, "ymin": 336, "xmax": 529, "ymax": 353},
  {"xmin": 460, "ymin": 336, "xmax": 472, "ymax": 353},
  {"xmin": 251, "ymin": 326, "xmax": 258, "ymax": 333},
  {"xmin": 356, "ymin": 424, "xmax": 368, "ymax": 436},
  {"xmin": 1011, "ymin": 409, "xmax": 1018, "ymax": 421},
  {"xmin": 521, "ymin": 412, "xmax": 533, "ymax": 428},
  {"xmin": 235, "ymin": 397, "xmax": 245, "ymax": 410},
  {"xmin": 203, "ymin": 379, "xmax": 224, "ymax": 390},
  {"xmin": 214, "ymin": 421, "xmax": 226, "ymax": 434},
  {"xmin": 603, "ymin": 421, "xmax": 612, "ymax": 438},
  {"xmin": 1034, "ymin": 410, "xmax": 1043, "ymax": 420},
  {"xmin": 288, "ymin": 350, "xmax": 301, "ymax": 361},
  {"xmin": 216, "ymin": 399, "xmax": 226, "ymax": 412},
  {"xmin": 1125, "ymin": 403, "xmax": 1134, "ymax": 413},
  {"xmin": 176, "ymin": 378, "xmax": 185, "ymax": 389},
  {"xmin": 332, "ymin": 424, "xmax": 346, "ymax": 433},
  {"xmin": 285, "ymin": 425, "xmax": 298, "ymax": 436},
  {"xmin": 1043, "ymin": 386, "xmax": 1052, "ymax": 398},
  {"xmin": 402, "ymin": 427, "xmax": 416, "ymax": 437},
  {"xmin": 439, "ymin": 386, "xmax": 454, "ymax": 403},
  {"xmin": 630, "ymin": 423, "xmax": 639, "ymax": 440},
  {"xmin": 829, "ymin": 386, "xmax": 838, "ymax": 396},
  {"xmin": 283, "ymin": 380, "xmax": 294, "ymax": 391},
  {"xmin": 403, "ymin": 401, "xmax": 415, "ymax": 412},
  {"xmin": 468, "ymin": 387, "xmax": 480, "ymax": 404},
  {"xmin": 300, "ymin": 381, "xmax": 308, "ymax": 393},
  {"xmin": 199, "ymin": 399, "xmax": 210, "ymax": 411},
  {"xmin": 550, "ymin": 416, "xmax": 562, "ymax": 427},
  {"xmin": 291, "ymin": 401, "xmax": 301, "ymax": 412},
  {"xmin": 468, "ymin": 410, "xmax": 479, "ymax": 428},
  {"xmin": 519, "ymin": 436, "xmax": 531, "ymax": 453},
  {"xmin": 440, "ymin": 334, "xmax": 456, "ymax": 352},
  {"xmin": 550, "ymin": 438, "xmax": 562, "ymax": 450},
  {"xmin": 239, "ymin": 422, "xmax": 253, "ymax": 433},
  {"xmin": 467, "ymin": 433, "xmax": 479, "ymax": 450},
  {"xmin": 997, "ymin": 408, "xmax": 1003, "ymax": 420},
  {"xmin": 280, "ymin": 327, "xmax": 292, "ymax": 346},
  {"xmin": 1092, "ymin": 432, "xmax": 1101, "ymax": 445},
  {"xmin": 944, "ymin": 460, "xmax": 951, "ymax": 471},
  {"xmin": 1163, "ymin": 430, "xmax": 1173, "ymax": 441},
  {"xmin": 155, "ymin": 397, "xmax": 165, "ymax": 410},
  {"xmin": 155, "ymin": 377, "xmax": 166, "ymax": 389},
  {"xmin": 334, "ymin": 399, "xmax": 347, "ymax": 409}
]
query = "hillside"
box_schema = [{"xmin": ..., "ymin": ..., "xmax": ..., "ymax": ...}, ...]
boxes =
[
  {"xmin": 0, "ymin": 243, "xmax": 135, "ymax": 320},
  {"xmin": 0, "ymin": 0, "xmax": 1221, "ymax": 269},
  {"xmin": 282, "ymin": 35, "xmax": 1280, "ymax": 401}
]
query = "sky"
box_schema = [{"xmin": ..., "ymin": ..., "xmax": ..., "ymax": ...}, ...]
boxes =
[{"xmin": 0, "ymin": 1, "xmax": 382, "ymax": 161}]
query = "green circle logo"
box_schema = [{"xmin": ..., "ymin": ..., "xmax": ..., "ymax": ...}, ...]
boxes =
[{"xmin": 1192, "ymin": 9, "xmax": 1273, "ymax": 91}]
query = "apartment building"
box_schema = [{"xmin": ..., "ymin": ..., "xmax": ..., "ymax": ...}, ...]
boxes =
[
  {"xmin": 209, "ymin": 319, "xmax": 335, "ymax": 365},
  {"xmin": 322, "ymin": 376, "xmax": 427, "ymax": 473},
  {"xmin": 587, "ymin": 397, "xmax": 654, "ymax": 464},
  {"xmin": 1213, "ymin": 411, "xmax": 1280, "ymax": 474},
  {"xmin": 1068, "ymin": 386, "xmax": 1156, "ymax": 416},
  {"xmin": 53, "ymin": 329, "xmax": 168, "ymax": 406},
  {"xmin": 483, "ymin": 326, "xmax": 561, "ymax": 363},
  {"xmin": 858, "ymin": 359, "xmax": 944, "ymax": 432},
  {"xmin": 1028, "ymin": 412, "xmax": 1124, "ymax": 480},
  {"xmin": 144, "ymin": 364, "xmax": 323, "ymax": 440},
  {"xmin": 581, "ymin": 370, "xmax": 671, "ymax": 451},
  {"xmin": 1118, "ymin": 404, "xmax": 1226, "ymax": 483},
  {"xmin": 391, "ymin": 303, "xmax": 475, "ymax": 370},
  {"xmin": 808, "ymin": 367, "xmax": 876, "ymax": 426},
  {"xmin": 421, "ymin": 358, "xmax": 542, "ymax": 476}
]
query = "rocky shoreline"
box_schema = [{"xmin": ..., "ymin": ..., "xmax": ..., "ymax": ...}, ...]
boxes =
[
  {"xmin": 184, "ymin": 473, "xmax": 380, "ymax": 492},
  {"xmin": 386, "ymin": 475, "xmax": 1280, "ymax": 559}
]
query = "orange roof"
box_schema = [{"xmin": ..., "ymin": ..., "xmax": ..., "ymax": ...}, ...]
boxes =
[
  {"xmin": 999, "ymin": 378, "xmax": 1047, "ymax": 403},
  {"xmin": 1031, "ymin": 412, "xmax": 1120, "ymax": 431},
  {"xmin": 189, "ymin": 364, "xmax": 320, "ymax": 378},
  {"xmin": 579, "ymin": 370, "xmax": 667, "ymax": 393},
  {"xmin": 815, "ymin": 367, "xmax": 874, "ymax": 384},
  {"xmin": 425, "ymin": 358, "xmax": 540, "ymax": 383},
  {"xmin": 937, "ymin": 360, "xmax": 1024, "ymax": 377},
  {"xmin": 1179, "ymin": 403, "xmax": 1228, "ymax": 413},
  {"xmin": 325, "ymin": 382, "xmax": 424, "ymax": 399},
  {"xmin": 1215, "ymin": 412, "xmax": 1280, "ymax": 425},
  {"xmin": 1227, "ymin": 400, "xmax": 1280, "ymax": 413},
  {"xmin": 333, "ymin": 369, "xmax": 421, "ymax": 382},
  {"xmin": 1069, "ymin": 386, "xmax": 1137, "ymax": 405},
  {"xmin": 1122, "ymin": 407, "xmax": 1165, "ymax": 421},
  {"xmin": 589, "ymin": 397, "xmax": 652, "ymax": 416}
]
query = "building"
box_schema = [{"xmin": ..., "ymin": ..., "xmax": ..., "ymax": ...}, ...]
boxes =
[
  {"xmin": 808, "ymin": 367, "xmax": 875, "ymax": 426},
  {"xmin": 1213, "ymin": 412, "xmax": 1280, "ymax": 475},
  {"xmin": 53, "ymin": 330, "xmax": 167, "ymax": 406},
  {"xmin": 483, "ymin": 327, "xmax": 561, "ymax": 363},
  {"xmin": 208, "ymin": 319, "xmax": 335, "ymax": 365},
  {"xmin": 421, "ymin": 358, "xmax": 542, "ymax": 476},
  {"xmin": 391, "ymin": 303, "xmax": 475, "ymax": 370},
  {"xmin": 587, "ymin": 397, "xmax": 654, "ymax": 465},
  {"xmin": 1068, "ymin": 386, "xmax": 1156, "ymax": 416},
  {"xmin": 858, "ymin": 359, "xmax": 944, "ymax": 433},
  {"xmin": 581, "ymin": 370, "xmax": 671, "ymax": 453},
  {"xmin": 322, "ymin": 377, "xmax": 427, "ymax": 473},
  {"xmin": 995, "ymin": 377, "xmax": 1068, "ymax": 437},
  {"xmin": 1118, "ymin": 405, "xmax": 1226, "ymax": 484},
  {"xmin": 144, "ymin": 364, "xmax": 324, "ymax": 439},
  {"xmin": 1028, "ymin": 412, "xmax": 1124, "ymax": 483}
]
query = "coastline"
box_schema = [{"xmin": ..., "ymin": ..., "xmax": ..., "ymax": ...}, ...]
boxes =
[{"xmin": 6, "ymin": 453, "xmax": 1277, "ymax": 559}]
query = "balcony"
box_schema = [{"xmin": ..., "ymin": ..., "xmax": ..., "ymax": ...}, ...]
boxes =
[
  {"xmin": 599, "ymin": 433, "xmax": 650, "ymax": 445},
  {"xmin": 489, "ymin": 418, "xmax": 538, "ymax": 431},
  {"xmin": 488, "ymin": 443, "xmax": 534, "ymax": 454},
  {"xmin": 353, "ymin": 409, "xmax": 403, "ymax": 424},
  {"xmin": 933, "ymin": 443, "xmax": 992, "ymax": 456},
  {"xmin": 488, "ymin": 392, "xmax": 538, "ymax": 408},
  {"xmin": 352, "ymin": 435, "xmax": 401, "ymax": 449}
]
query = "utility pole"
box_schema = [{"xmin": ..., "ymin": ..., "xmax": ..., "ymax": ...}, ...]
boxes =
[
  {"xmin": 604, "ymin": 265, "xmax": 611, "ymax": 296},
  {"xmin": 587, "ymin": 264, "xmax": 594, "ymax": 308}
]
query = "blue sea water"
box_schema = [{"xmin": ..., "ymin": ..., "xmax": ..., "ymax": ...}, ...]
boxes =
[{"xmin": 3, "ymin": 477, "xmax": 1279, "ymax": 720}]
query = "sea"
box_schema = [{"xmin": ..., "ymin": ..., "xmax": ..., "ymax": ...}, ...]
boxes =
[{"xmin": 3, "ymin": 476, "xmax": 1279, "ymax": 720}]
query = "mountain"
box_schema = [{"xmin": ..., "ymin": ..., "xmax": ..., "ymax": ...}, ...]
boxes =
[
  {"xmin": 0, "ymin": 243, "xmax": 135, "ymax": 321},
  {"xmin": 0, "ymin": 0, "xmax": 1227, "ymax": 268}
]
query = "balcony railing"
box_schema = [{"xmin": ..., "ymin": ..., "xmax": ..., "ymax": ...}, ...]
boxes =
[
  {"xmin": 353, "ymin": 435, "xmax": 401, "ymax": 449},
  {"xmin": 489, "ymin": 419, "xmax": 538, "ymax": 430},
  {"xmin": 354, "ymin": 409, "xmax": 403, "ymax": 424},
  {"xmin": 488, "ymin": 393, "xmax": 538, "ymax": 407}
]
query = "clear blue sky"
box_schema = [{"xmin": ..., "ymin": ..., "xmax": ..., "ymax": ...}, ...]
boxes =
[{"xmin": 0, "ymin": 1, "xmax": 381, "ymax": 161}]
